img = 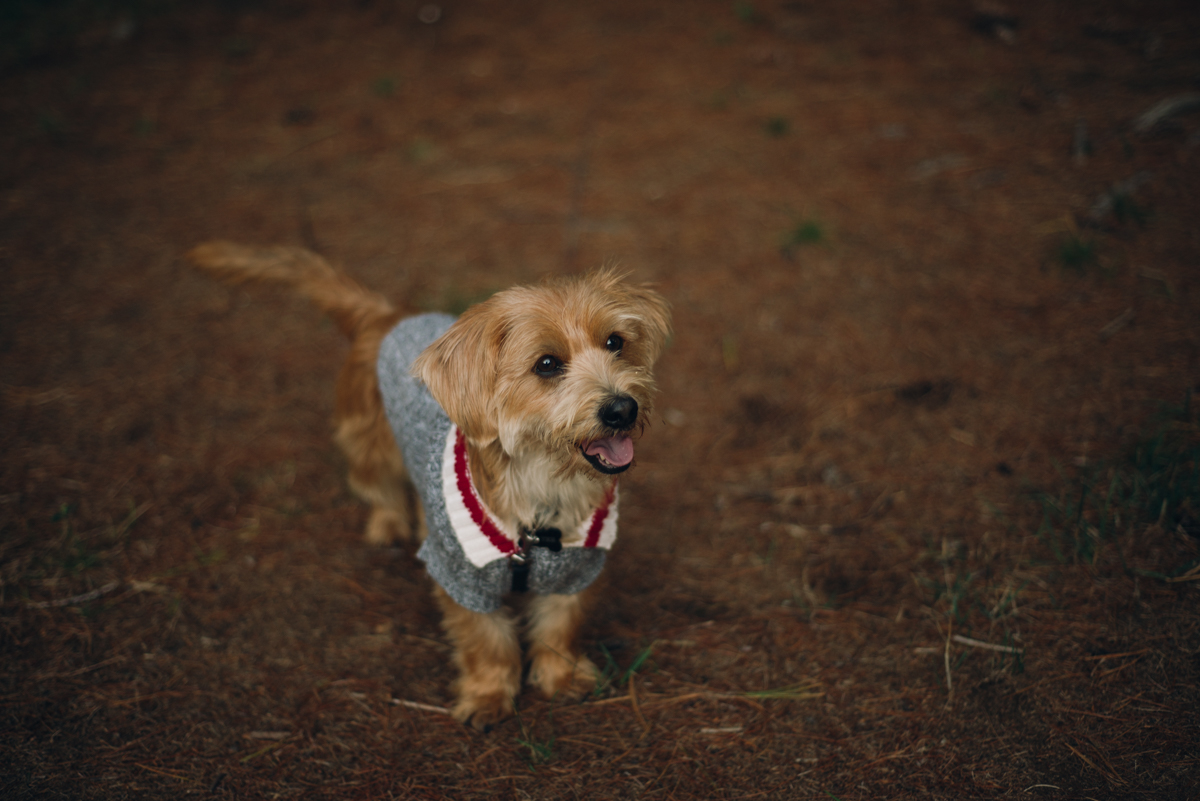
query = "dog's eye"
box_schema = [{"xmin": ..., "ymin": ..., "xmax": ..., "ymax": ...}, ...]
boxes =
[
  {"xmin": 605, "ymin": 334, "xmax": 624, "ymax": 354},
  {"xmin": 533, "ymin": 354, "xmax": 563, "ymax": 377}
]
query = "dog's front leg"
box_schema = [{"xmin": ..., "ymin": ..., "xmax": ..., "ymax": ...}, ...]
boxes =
[
  {"xmin": 526, "ymin": 590, "xmax": 600, "ymax": 700},
  {"xmin": 433, "ymin": 585, "xmax": 521, "ymax": 730}
]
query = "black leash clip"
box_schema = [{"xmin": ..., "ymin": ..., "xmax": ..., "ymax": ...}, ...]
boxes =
[
  {"xmin": 510, "ymin": 527, "xmax": 564, "ymax": 593},
  {"xmin": 527, "ymin": 527, "xmax": 562, "ymax": 552}
]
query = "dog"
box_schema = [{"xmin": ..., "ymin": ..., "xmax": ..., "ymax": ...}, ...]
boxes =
[{"xmin": 186, "ymin": 243, "xmax": 671, "ymax": 729}]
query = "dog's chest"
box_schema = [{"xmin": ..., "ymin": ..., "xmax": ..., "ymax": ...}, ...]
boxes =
[{"xmin": 501, "ymin": 458, "xmax": 605, "ymax": 540}]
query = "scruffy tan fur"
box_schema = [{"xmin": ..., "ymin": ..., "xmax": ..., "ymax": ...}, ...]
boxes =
[{"xmin": 186, "ymin": 242, "xmax": 671, "ymax": 729}]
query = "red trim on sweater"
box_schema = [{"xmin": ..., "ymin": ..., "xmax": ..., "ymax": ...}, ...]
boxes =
[
  {"xmin": 583, "ymin": 483, "xmax": 616, "ymax": 548},
  {"xmin": 454, "ymin": 430, "xmax": 517, "ymax": 555}
]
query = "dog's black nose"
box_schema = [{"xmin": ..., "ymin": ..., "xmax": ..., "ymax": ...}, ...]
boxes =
[{"xmin": 598, "ymin": 396, "xmax": 638, "ymax": 430}]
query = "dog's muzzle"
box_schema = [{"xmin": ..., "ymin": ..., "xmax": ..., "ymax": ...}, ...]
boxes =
[{"xmin": 582, "ymin": 395, "xmax": 639, "ymax": 474}]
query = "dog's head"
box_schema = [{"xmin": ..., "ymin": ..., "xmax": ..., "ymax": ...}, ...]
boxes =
[{"xmin": 412, "ymin": 269, "xmax": 671, "ymax": 478}]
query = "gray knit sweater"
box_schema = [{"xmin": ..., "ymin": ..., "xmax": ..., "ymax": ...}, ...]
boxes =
[{"xmin": 376, "ymin": 314, "xmax": 614, "ymax": 614}]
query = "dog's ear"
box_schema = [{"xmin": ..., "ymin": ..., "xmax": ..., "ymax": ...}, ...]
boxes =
[
  {"xmin": 411, "ymin": 305, "xmax": 504, "ymax": 445},
  {"xmin": 626, "ymin": 285, "xmax": 672, "ymax": 366}
]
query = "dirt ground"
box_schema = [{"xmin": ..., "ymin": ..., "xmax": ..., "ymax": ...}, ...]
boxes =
[{"xmin": 2, "ymin": 1, "xmax": 1199, "ymax": 798}]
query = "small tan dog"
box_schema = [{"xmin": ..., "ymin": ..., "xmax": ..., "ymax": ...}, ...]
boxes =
[{"xmin": 187, "ymin": 243, "xmax": 671, "ymax": 729}]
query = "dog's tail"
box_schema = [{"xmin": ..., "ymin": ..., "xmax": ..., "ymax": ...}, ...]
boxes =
[{"xmin": 186, "ymin": 241, "xmax": 395, "ymax": 338}]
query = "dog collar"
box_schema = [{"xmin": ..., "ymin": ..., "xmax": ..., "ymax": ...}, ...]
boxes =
[{"xmin": 441, "ymin": 425, "xmax": 618, "ymax": 569}]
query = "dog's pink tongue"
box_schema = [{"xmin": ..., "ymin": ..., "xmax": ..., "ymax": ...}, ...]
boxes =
[{"xmin": 586, "ymin": 435, "xmax": 635, "ymax": 467}]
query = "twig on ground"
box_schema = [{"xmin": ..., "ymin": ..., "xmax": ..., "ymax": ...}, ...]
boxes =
[
  {"xmin": 135, "ymin": 764, "xmax": 189, "ymax": 781},
  {"xmin": 589, "ymin": 691, "xmax": 708, "ymax": 708},
  {"xmin": 1166, "ymin": 563, "xmax": 1200, "ymax": 583},
  {"xmin": 1013, "ymin": 672, "xmax": 1087, "ymax": 695},
  {"xmin": 1082, "ymin": 648, "xmax": 1151, "ymax": 661},
  {"xmin": 240, "ymin": 741, "xmax": 288, "ymax": 763},
  {"xmin": 743, "ymin": 684, "xmax": 821, "ymax": 700},
  {"xmin": 390, "ymin": 698, "xmax": 453, "ymax": 715},
  {"xmin": 1052, "ymin": 707, "xmax": 1130, "ymax": 722},
  {"xmin": 699, "ymin": 726, "xmax": 743, "ymax": 734},
  {"xmin": 629, "ymin": 673, "xmax": 650, "ymax": 737},
  {"xmin": 1097, "ymin": 660, "xmax": 1140, "ymax": 678},
  {"xmin": 585, "ymin": 683, "xmax": 821, "ymax": 710},
  {"xmin": 1132, "ymin": 93, "xmax": 1200, "ymax": 133},
  {"xmin": 37, "ymin": 654, "xmax": 124, "ymax": 680},
  {"xmin": 1099, "ymin": 308, "xmax": 1135, "ymax": 341},
  {"xmin": 863, "ymin": 748, "xmax": 911, "ymax": 768},
  {"xmin": 1064, "ymin": 741, "xmax": 1126, "ymax": 785},
  {"xmin": 27, "ymin": 581, "xmax": 121, "ymax": 608},
  {"xmin": 114, "ymin": 501, "xmax": 152, "ymax": 538},
  {"xmin": 951, "ymin": 634, "xmax": 1024, "ymax": 655}
]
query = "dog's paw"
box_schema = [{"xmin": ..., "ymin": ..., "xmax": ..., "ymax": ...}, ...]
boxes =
[
  {"xmin": 452, "ymin": 692, "xmax": 515, "ymax": 732},
  {"xmin": 528, "ymin": 652, "xmax": 600, "ymax": 700}
]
